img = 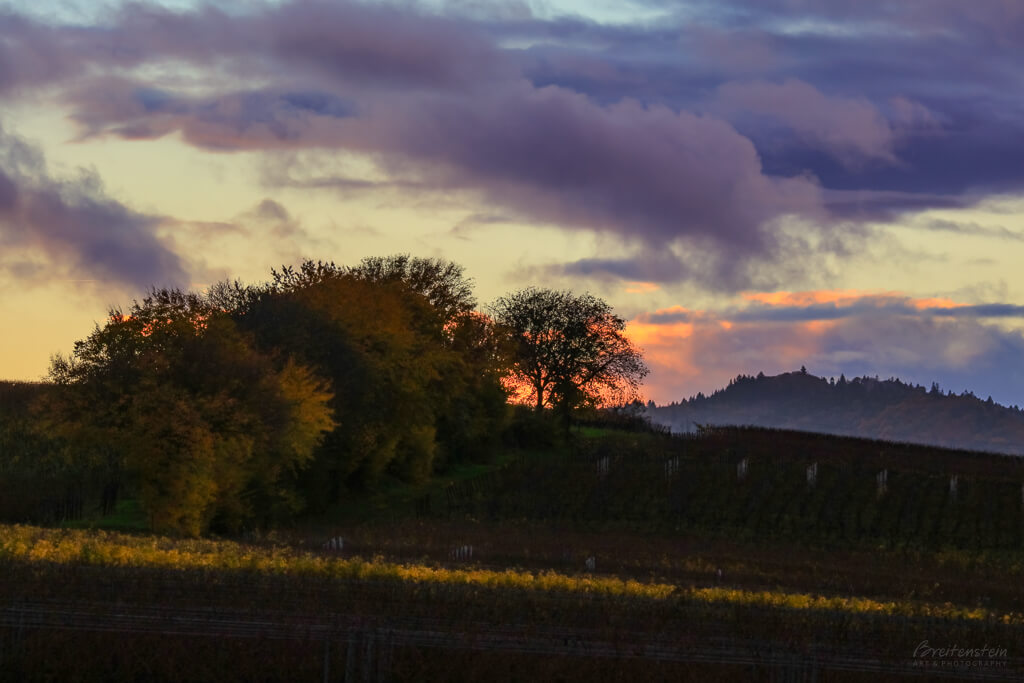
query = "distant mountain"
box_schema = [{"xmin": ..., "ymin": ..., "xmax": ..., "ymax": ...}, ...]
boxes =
[{"xmin": 645, "ymin": 370, "xmax": 1024, "ymax": 456}]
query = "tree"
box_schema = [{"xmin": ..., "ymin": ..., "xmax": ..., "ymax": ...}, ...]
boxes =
[
  {"xmin": 489, "ymin": 288, "xmax": 648, "ymax": 418},
  {"xmin": 231, "ymin": 257, "xmax": 509, "ymax": 485},
  {"xmin": 346, "ymin": 254, "xmax": 476, "ymax": 326},
  {"xmin": 48, "ymin": 289, "xmax": 336, "ymax": 535},
  {"xmin": 345, "ymin": 256, "xmax": 509, "ymax": 466},
  {"xmin": 246, "ymin": 265, "xmax": 441, "ymax": 490}
]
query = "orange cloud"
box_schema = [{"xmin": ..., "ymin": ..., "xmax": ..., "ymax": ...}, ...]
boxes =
[
  {"xmin": 910, "ymin": 297, "xmax": 966, "ymax": 310},
  {"xmin": 623, "ymin": 281, "xmax": 660, "ymax": 294},
  {"xmin": 625, "ymin": 290, "xmax": 983, "ymax": 404},
  {"xmin": 801, "ymin": 320, "xmax": 836, "ymax": 334},
  {"xmin": 742, "ymin": 289, "xmax": 895, "ymax": 307},
  {"xmin": 627, "ymin": 320, "xmax": 695, "ymax": 346},
  {"xmin": 742, "ymin": 289, "xmax": 970, "ymax": 313},
  {"xmin": 626, "ymin": 316, "xmax": 827, "ymax": 403}
]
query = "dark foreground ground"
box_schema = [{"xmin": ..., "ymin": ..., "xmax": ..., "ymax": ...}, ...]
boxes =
[{"xmin": 3, "ymin": 427, "xmax": 1024, "ymax": 681}]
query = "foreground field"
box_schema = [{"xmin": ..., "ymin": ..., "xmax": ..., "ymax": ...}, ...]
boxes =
[
  {"xmin": 1, "ymin": 523, "xmax": 1022, "ymax": 681},
  {"xmin": 4, "ymin": 426, "xmax": 1024, "ymax": 680}
]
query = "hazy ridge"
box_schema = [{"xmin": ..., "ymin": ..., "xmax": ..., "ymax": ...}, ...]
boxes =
[{"xmin": 646, "ymin": 370, "xmax": 1024, "ymax": 456}]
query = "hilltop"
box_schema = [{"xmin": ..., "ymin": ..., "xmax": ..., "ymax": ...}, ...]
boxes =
[{"xmin": 645, "ymin": 369, "xmax": 1024, "ymax": 456}]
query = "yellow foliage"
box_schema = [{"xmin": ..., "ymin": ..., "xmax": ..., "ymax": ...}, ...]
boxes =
[{"xmin": 0, "ymin": 524, "xmax": 1019, "ymax": 625}]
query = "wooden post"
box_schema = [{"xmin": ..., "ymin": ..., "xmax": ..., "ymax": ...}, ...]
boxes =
[
  {"xmin": 380, "ymin": 630, "xmax": 393, "ymax": 683},
  {"xmin": 363, "ymin": 630, "xmax": 375, "ymax": 683},
  {"xmin": 664, "ymin": 456, "xmax": 680, "ymax": 479},
  {"xmin": 344, "ymin": 634, "xmax": 356, "ymax": 683}
]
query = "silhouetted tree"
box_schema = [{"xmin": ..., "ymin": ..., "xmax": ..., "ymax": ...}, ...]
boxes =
[
  {"xmin": 346, "ymin": 254, "xmax": 476, "ymax": 325},
  {"xmin": 489, "ymin": 288, "xmax": 648, "ymax": 419}
]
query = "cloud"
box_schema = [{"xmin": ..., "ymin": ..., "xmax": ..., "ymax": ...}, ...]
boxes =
[
  {"xmin": 4, "ymin": 0, "xmax": 1024, "ymax": 291},
  {"xmin": 0, "ymin": 11, "xmax": 74, "ymax": 94},
  {"xmin": 67, "ymin": 79, "xmax": 357, "ymax": 149},
  {"xmin": 64, "ymin": 75, "xmax": 826, "ymax": 280},
  {"xmin": 237, "ymin": 198, "xmax": 308, "ymax": 240},
  {"xmin": 555, "ymin": 253, "xmax": 688, "ymax": 284},
  {"xmin": 360, "ymin": 85, "xmax": 825, "ymax": 273},
  {"xmin": 0, "ymin": 169, "xmax": 17, "ymax": 210},
  {"xmin": 261, "ymin": 0, "xmax": 507, "ymax": 89},
  {"xmin": 550, "ymin": 247, "xmax": 768, "ymax": 291},
  {"xmin": 119, "ymin": 77, "xmax": 825, "ymax": 288},
  {"xmin": 10, "ymin": 3, "xmax": 826, "ymax": 276},
  {"xmin": 61, "ymin": 0, "xmax": 506, "ymax": 93},
  {"xmin": 911, "ymin": 218, "xmax": 1024, "ymax": 242},
  {"xmin": 714, "ymin": 79, "xmax": 900, "ymax": 167},
  {"xmin": 636, "ymin": 289, "xmax": 1024, "ymax": 324},
  {"xmin": 508, "ymin": 3, "xmax": 1024, "ymax": 206},
  {"xmin": 0, "ymin": 123, "xmax": 187, "ymax": 290},
  {"xmin": 630, "ymin": 290, "xmax": 1024, "ymax": 405}
]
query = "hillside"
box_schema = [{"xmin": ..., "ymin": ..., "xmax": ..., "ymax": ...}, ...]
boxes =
[{"xmin": 645, "ymin": 370, "xmax": 1024, "ymax": 455}]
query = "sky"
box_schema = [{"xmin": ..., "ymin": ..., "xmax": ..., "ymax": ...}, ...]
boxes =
[{"xmin": 2, "ymin": 0, "xmax": 1024, "ymax": 406}]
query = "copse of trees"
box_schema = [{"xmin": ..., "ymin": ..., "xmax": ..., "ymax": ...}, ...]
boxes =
[
  {"xmin": 47, "ymin": 289, "xmax": 336, "ymax": 535},
  {"xmin": 23, "ymin": 256, "xmax": 644, "ymax": 535},
  {"xmin": 213, "ymin": 257, "xmax": 511, "ymax": 509}
]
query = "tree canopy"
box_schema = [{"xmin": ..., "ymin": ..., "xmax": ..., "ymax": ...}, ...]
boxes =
[
  {"xmin": 187, "ymin": 256, "xmax": 510, "ymax": 511},
  {"xmin": 489, "ymin": 288, "xmax": 648, "ymax": 417},
  {"xmin": 30, "ymin": 258, "xmax": 647, "ymax": 534},
  {"xmin": 48, "ymin": 289, "xmax": 335, "ymax": 535}
]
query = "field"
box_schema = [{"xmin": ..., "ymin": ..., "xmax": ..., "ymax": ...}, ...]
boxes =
[
  {"xmin": 2, "ymin": 426, "xmax": 1024, "ymax": 681},
  {"xmin": 431, "ymin": 427, "xmax": 1024, "ymax": 551}
]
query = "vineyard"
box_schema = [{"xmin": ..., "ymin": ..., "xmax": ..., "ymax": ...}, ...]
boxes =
[
  {"xmin": 4, "ymin": 426, "xmax": 1024, "ymax": 680},
  {"xmin": 434, "ymin": 427, "xmax": 1024, "ymax": 552},
  {"xmin": 1, "ymin": 524, "xmax": 1023, "ymax": 681}
]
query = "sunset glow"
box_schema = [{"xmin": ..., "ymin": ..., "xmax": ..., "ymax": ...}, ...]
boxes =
[
  {"xmin": 1, "ymin": 0, "xmax": 1023, "ymax": 408},
  {"xmin": 741, "ymin": 290, "xmax": 886, "ymax": 308}
]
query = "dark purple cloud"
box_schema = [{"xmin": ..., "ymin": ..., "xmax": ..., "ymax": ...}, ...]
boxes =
[
  {"xmin": 552, "ymin": 247, "xmax": 782, "ymax": 292},
  {"xmin": 0, "ymin": 124, "xmax": 186, "ymax": 290},
  {"xmin": 0, "ymin": 169, "xmax": 17, "ymax": 210},
  {"xmin": 63, "ymin": 81, "xmax": 827, "ymax": 288},
  {"xmin": 356, "ymin": 84, "xmax": 823, "ymax": 257},
  {"xmin": 914, "ymin": 219, "xmax": 1024, "ymax": 242},
  {"xmin": 713, "ymin": 79, "xmax": 901, "ymax": 168},
  {"xmin": 67, "ymin": 79, "xmax": 356, "ymax": 148},
  {"xmin": 262, "ymin": 1, "xmax": 506, "ymax": 89},
  {"xmin": 507, "ymin": 2, "xmax": 1024, "ymax": 208},
  {"xmin": 4, "ymin": 0, "xmax": 1024, "ymax": 288},
  {"xmin": 636, "ymin": 295, "xmax": 1024, "ymax": 327},
  {"xmin": 559, "ymin": 254, "xmax": 689, "ymax": 284},
  {"xmin": 728, "ymin": 301, "xmax": 1024, "ymax": 323},
  {"xmin": 0, "ymin": 12, "xmax": 73, "ymax": 93}
]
